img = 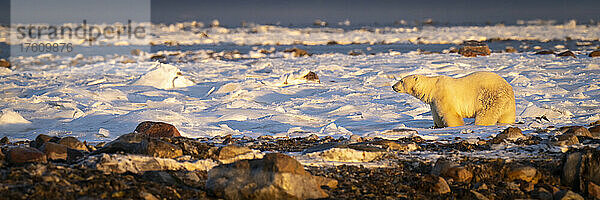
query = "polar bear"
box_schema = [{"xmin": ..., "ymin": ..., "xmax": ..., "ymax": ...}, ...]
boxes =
[{"xmin": 392, "ymin": 72, "xmax": 515, "ymax": 128}]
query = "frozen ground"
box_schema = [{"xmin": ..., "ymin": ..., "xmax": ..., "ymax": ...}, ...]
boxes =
[{"xmin": 1, "ymin": 49, "xmax": 599, "ymax": 143}]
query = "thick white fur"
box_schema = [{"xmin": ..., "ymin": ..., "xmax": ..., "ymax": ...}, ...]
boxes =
[{"xmin": 392, "ymin": 72, "xmax": 515, "ymax": 128}]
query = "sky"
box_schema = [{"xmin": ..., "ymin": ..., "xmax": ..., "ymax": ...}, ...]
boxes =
[{"xmin": 1, "ymin": 0, "xmax": 599, "ymax": 26}]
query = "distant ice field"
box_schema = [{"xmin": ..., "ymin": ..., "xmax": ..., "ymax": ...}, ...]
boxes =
[{"xmin": 1, "ymin": 49, "xmax": 599, "ymax": 143}]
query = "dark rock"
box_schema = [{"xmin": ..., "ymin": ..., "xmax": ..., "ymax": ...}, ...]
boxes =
[
  {"xmin": 97, "ymin": 133, "xmax": 183, "ymax": 158},
  {"xmin": 206, "ymin": 153, "xmax": 334, "ymax": 199},
  {"xmin": 491, "ymin": 127, "xmax": 525, "ymax": 144},
  {"xmin": 0, "ymin": 136, "xmax": 9, "ymax": 145},
  {"xmin": 470, "ymin": 190, "xmax": 490, "ymax": 200},
  {"xmin": 424, "ymin": 175, "xmax": 451, "ymax": 194},
  {"xmin": 557, "ymin": 51, "xmax": 576, "ymax": 58},
  {"xmin": 131, "ymin": 49, "xmax": 142, "ymax": 56},
  {"xmin": 591, "ymin": 120, "xmax": 600, "ymax": 126},
  {"xmin": 302, "ymin": 71, "xmax": 320, "ymax": 83},
  {"xmin": 506, "ymin": 166, "xmax": 537, "ymax": 182},
  {"xmin": 520, "ymin": 182, "xmax": 535, "ymax": 192},
  {"xmin": 432, "ymin": 159, "xmax": 473, "ymax": 183},
  {"xmin": 30, "ymin": 134, "xmax": 60, "ymax": 149},
  {"xmin": 215, "ymin": 145, "xmax": 253, "ymax": 160},
  {"xmin": 0, "ymin": 59, "xmax": 10, "ymax": 68},
  {"xmin": 589, "ymin": 50, "xmax": 600, "ymax": 57},
  {"xmin": 560, "ymin": 126, "xmax": 593, "ymax": 137},
  {"xmin": 59, "ymin": 136, "xmax": 88, "ymax": 151},
  {"xmin": 135, "ymin": 121, "xmax": 181, "ymax": 137},
  {"xmin": 7, "ymin": 147, "xmax": 47, "ymax": 164},
  {"xmin": 588, "ymin": 181, "xmax": 600, "ymax": 200},
  {"xmin": 535, "ymin": 50, "xmax": 555, "ymax": 55},
  {"xmin": 561, "ymin": 147, "xmax": 600, "ymax": 194},
  {"xmin": 283, "ymin": 48, "xmax": 310, "ymax": 57},
  {"xmin": 590, "ymin": 126, "xmax": 600, "ymax": 138},
  {"xmin": 505, "ymin": 46, "xmax": 518, "ymax": 53},
  {"xmin": 535, "ymin": 187, "xmax": 554, "ymax": 200},
  {"xmin": 40, "ymin": 142, "xmax": 68, "ymax": 161},
  {"xmin": 458, "ymin": 40, "xmax": 491, "ymax": 57},
  {"xmin": 146, "ymin": 139, "xmax": 183, "ymax": 159},
  {"xmin": 554, "ymin": 134, "xmax": 579, "ymax": 146},
  {"xmin": 554, "ymin": 190, "xmax": 584, "ymax": 200}
]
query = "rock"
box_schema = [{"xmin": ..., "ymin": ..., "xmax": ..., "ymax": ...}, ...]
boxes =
[
  {"xmin": 505, "ymin": 46, "xmax": 518, "ymax": 53},
  {"xmin": 491, "ymin": 127, "xmax": 526, "ymax": 143},
  {"xmin": 554, "ymin": 134, "xmax": 579, "ymax": 146},
  {"xmin": 471, "ymin": 190, "xmax": 490, "ymax": 200},
  {"xmin": 84, "ymin": 153, "xmax": 217, "ymax": 174},
  {"xmin": 445, "ymin": 166, "xmax": 473, "ymax": 183},
  {"xmin": 7, "ymin": 147, "xmax": 47, "ymax": 164},
  {"xmin": 216, "ymin": 145, "xmax": 253, "ymax": 160},
  {"xmin": 507, "ymin": 166, "xmax": 537, "ymax": 182},
  {"xmin": 283, "ymin": 48, "xmax": 310, "ymax": 57},
  {"xmin": 30, "ymin": 134, "xmax": 59, "ymax": 149},
  {"xmin": 146, "ymin": 139, "xmax": 183, "ymax": 159},
  {"xmin": 590, "ymin": 126, "xmax": 600, "ymax": 138},
  {"xmin": 374, "ymin": 140, "xmax": 418, "ymax": 151},
  {"xmin": 554, "ymin": 190, "xmax": 584, "ymax": 200},
  {"xmin": 432, "ymin": 159, "xmax": 472, "ymax": 183},
  {"xmin": 588, "ymin": 181, "xmax": 600, "ymax": 199},
  {"xmin": 206, "ymin": 153, "xmax": 333, "ymax": 199},
  {"xmin": 557, "ymin": 51, "xmax": 576, "ymax": 58},
  {"xmin": 535, "ymin": 187, "xmax": 553, "ymax": 200},
  {"xmin": 302, "ymin": 71, "xmax": 320, "ymax": 83},
  {"xmin": 520, "ymin": 182, "xmax": 535, "ymax": 192},
  {"xmin": 535, "ymin": 50, "xmax": 555, "ymax": 55},
  {"xmin": 561, "ymin": 147, "xmax": 600, "ymax": 194},
  {"xmin": 131, "ymin": 49, "xmax": 142, "ymax": 56},
  {"xmin": 591, "ymin": 120, "xmax": 600, "ymax": 126},
  {"xmin": 560, "ymin": 126, "xmax": 593, "ymax": 137},
  {"xmin": 0, "ymin": 136, "xmax": 9, "ymax": 145},
  {"xmin": 424, "ymin": 175, "xmax": 451, "ymax": 194},
  {"xmin": 59, "ymin": 136, "xmax": 88, "ymax": 151},
  {"xmin": 0, "ymin": 59, "xmax": 10, "ymax": 68},
  {"xmin": 97, "ymin": 133, "xmax": 183, "ymax": 158},
  {"xmin": 135, "ymin": 121, "xmax": 181, "ymax": 137},
  {"xmin": 304, "ymin": 147, "xmax": 384, "ymax": 162},
  {"xmin": 40, "ymin": 142, "xmax": 68, "ymax": 161},
  {"xmin": 458, "ymin": 40, "xmax": 491, "ymax": 57},
  {"xmin": 590, "ymin": 50, "xmax": 600, "ymax": 57},
  {"xmin": 139, "ymin": 191, "xmax": 159, "ymax": 200}
]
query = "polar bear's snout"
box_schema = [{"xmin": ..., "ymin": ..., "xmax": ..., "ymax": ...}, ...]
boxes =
[{"xmin": 392, "ymin": 80, "xmax": 403, "ymax": 93}]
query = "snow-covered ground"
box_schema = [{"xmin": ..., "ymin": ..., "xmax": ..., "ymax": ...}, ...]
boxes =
[
  {"xmin": 1, "ymin": 49, "xmax": 599, "ymax": 143},
  {"xmin": 3, "ymin": 22, "xmax": 600, "ymax": 46}
]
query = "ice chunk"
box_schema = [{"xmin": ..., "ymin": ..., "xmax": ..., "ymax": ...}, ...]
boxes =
[
  {"xmin": 0, "ymin": 109, "xmax": 31, "ymax": 125},
  {"xmin": 134, "ymin": 63, "xmax": 195, "ymax": 89}
]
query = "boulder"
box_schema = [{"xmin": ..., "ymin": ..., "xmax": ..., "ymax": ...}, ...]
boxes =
[
  {"xmin": 589, "ymin": 50, "xmax": 600, "ymax": 57},
  {"xmin": 535, "ymin": 50, "xmax": 555, "ymax": 55},
  {"xmin": 424, "ymin": 175, "xmax": 451, "ymax": 194},
  {"xmin": 283, "ymin": 48, "xmax": 310, "ymax": 57},
  {"xmin": 302, "ymin": 71, "xmax": 320, "ymax": 83},
  {"xmin": 554, "ymin": 190, "xmax": 584, "ymax": 200},
  {"xmin": 215, "ymin": 145, "xmax": 253, "ymax": 160},
  {"xmin": 96, "ymin": 133, "xmax": 183, "ymax": 159},
  {"xmin": 59, "ymin": 136, "xmax": 88, "ymax": 151},
  {"xmin": 40, "ymin": 142, "xmax": 68, "ymax": 161},
  {"xmin": 206, "ymin": 153, "xmax": 334, "ymax": 200},
  {"xmin": 432, "ymin": 159, "xmax": 473, "ymax": 183},
  {"xmin": 0, "ymin": 136, "xmax": 9, "ymax": 145},
  {"xmin": 562, "ymin": 147, "xmax": 600, "ymax": 195},
  {"xmin": 491, "ymin": 127, "xmax": 526, "ymax": 143},
  {"xmin": 506, "ymin": 166, "xmax": 537, "ymax": 182},
  {"xmin": 589, "ymin": 126, "xmax": 600, "ymax": 138},
  {"xmin": 557, "ymin": 51, "xmax": 576, "ymax": 58},
  {"xmin": 458, "ymin": 41, "xmax": 490, "ymax": 57},
  {"xmin": 0, "ymin": 59, "xmax": 10, "ymax": 68},
  {"xmin": 7, "ymin": 147, "xmax": 47, "ymax": 164},
  {"xmin": 30, "ymin": 134, "xmax": 60, "ymax": 149},
  {"xmin": 588, "ymin": 181, "xmax": 600, "ymax": 200},
  {"xmin": 560, "ymin": 126, "xmax": 593, "ymax": 137},
  {"xmin": 554, "ymin": 134, "xmax": 579, "ymax": 146},
  {"xmin": 135, "ymin": 121, "xmax": 181, "ymax": 137}
]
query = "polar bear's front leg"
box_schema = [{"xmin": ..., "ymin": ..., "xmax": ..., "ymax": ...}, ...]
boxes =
[
  {"xmin": 430, "ymin": 104, "xmax": 445, "ymax": 128},
  {"xmin": 443, "ymin": 113, "xmax": 465, "ymax": 127}
]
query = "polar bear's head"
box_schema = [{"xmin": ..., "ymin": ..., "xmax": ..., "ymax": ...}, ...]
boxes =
[
  {"xmin": 392, "ymin": 74, "xmax": 435, "ymax": 103},
  {"xmin": 392, "ymin": 75, "xmax": 424, "ymax": 94}
]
